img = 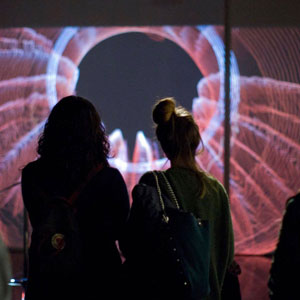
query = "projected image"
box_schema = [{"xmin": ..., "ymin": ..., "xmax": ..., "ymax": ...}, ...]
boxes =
[{"xmin": 0, "ymin": 26, "xmax": 299, "ymax": 256}]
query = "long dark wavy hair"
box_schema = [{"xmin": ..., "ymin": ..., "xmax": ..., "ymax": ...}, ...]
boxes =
[{"xmin": 37, "ymin": 95, "xmax": 110, "ymax": 186}]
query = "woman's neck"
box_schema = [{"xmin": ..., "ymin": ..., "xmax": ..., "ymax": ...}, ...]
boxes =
[
  {"xmin": 170, "ymin": 158, "xmax": 200, "ymax": 172},
  {"xmin": 170, "ymin": 160, "xmax": 189, "ymax": 169}
]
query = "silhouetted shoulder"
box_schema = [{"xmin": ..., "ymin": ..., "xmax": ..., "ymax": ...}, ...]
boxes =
[
  {"xmin": 102, "ymin": 166, "xmax": 123, "ymax": 177},
  {"xmin": 202, "ymin": 173, "xmax": 230, "ymax": 205},
  {"xmin": 97, "ymin": 166, "xmax": 125, "ymax": 182},
  {"xmin": 21, "ymin": 160, "xmax": 43, "ymax": 183},
  {"xmin": 286, "ymin": 192, "xmax": 300, "ymax": 208},
  {"xmin": 139, "ymin": 171, "xmax": 156, "ymax": 187},
  {"xmin": 283, "ymin": 192, "xmax": 300, "ymax": 221},
  {"xmin": 22, "ymin": 159, "xmax": 40, "ymax": 173}
]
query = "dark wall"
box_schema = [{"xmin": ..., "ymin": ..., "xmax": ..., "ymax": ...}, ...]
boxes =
[{"xmin": 0, "ymin": 0, "xmax": 299, "ymax": 27}]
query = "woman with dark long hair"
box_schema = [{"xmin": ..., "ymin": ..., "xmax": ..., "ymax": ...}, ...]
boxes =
[
  {"xmin": 21, "ymin": 95, "xmax": 130, "ymax": 300},
  {"xmin": 120, "ymin": 97, "xmax": 235, "ymax": 300}
]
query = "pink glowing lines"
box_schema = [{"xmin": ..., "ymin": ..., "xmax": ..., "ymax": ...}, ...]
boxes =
[{"xmin": 0, "ymin": 26, "xmax": 299, "ymax": 255}]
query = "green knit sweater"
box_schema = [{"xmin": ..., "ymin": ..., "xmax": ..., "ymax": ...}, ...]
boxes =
[{"xmin": 140, "ymin": 167, "xmax": 234, "ymax": 300}]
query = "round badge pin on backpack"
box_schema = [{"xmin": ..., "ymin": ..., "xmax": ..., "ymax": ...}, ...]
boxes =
[{"xmin": 51, "ymin": 233, "xmax": 66, "ymax": 251}]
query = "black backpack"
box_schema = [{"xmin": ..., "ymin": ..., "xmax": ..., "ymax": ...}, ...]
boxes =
[{"xmin": 30, "ymin": 165, "xmax": 103, "ymax": 277}]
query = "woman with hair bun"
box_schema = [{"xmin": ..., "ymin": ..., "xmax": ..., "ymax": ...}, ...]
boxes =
[{"xmin": 120, "ymin": 97, "xmax": 235, "ymax": 300}]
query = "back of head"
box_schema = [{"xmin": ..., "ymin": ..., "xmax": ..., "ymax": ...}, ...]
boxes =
[
  {"xmin": 152, "ymin": 97, "xmax": 202, "ymax": 166},
  {"xmin": 37, "ymin": 95, "xmax": 110, "ymax": 183},
  {"xmin": 153, "ymin": 97, "xmax": 207, "ymax": 197}
]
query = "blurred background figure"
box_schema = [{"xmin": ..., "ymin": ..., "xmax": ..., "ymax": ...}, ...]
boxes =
[
  {"xmin": 268, "ymin": 190, "xmax": 300, "ymax": 300},
  {"xmin": 0, "ymin": 234, "xmax": 12, "ymax": 300}
]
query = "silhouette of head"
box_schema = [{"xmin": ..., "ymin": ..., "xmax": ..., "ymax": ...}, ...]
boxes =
[
  {"xmin": 38, "ymin": 95, "xmax": 110, "ymax": 171},
  {"xmin": 152, "ymin": 97, "xmax": 203, "ymax": 168}
]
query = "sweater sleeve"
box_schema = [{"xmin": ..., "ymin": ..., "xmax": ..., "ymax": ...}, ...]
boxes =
[
  {"xmin": 106, "ymin": 168, "xmax": 130, "ymax": 240},
  {"xmin": 21, "ymin": 163, "xmax": 45, "ymax": 228},
  {"xmin": 86, "ymin": 167, "xmax": 131, "ymax": 242},
  {"xmin": 118, "ymin": 184, "xmax": 145, "ymax": 259},
  {"xmin": 222, "ymin": 184, "xmax": 235, "ymax": 266},
  {"xmin": 216, "ymin": 182, "xmax": 235, "ymax": 288},
  {"xmin": 118, "ymin": 174, "xmax": 161, "ymax": 259}
]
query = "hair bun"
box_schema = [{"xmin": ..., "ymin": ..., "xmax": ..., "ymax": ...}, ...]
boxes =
[{"xmin": 152, "ymin": 97, "xmax": 176, "ymax": 125}]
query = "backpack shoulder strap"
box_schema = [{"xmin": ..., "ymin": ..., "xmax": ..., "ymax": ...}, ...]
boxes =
[{"xmin": 67, "ymin": 163, "xmax": 104, "ymax": 206}]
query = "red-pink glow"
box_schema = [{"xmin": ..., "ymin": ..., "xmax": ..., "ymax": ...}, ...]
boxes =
[{"xmin": 0, "ymin": 26, "xmax": 299, "ymax": 256}]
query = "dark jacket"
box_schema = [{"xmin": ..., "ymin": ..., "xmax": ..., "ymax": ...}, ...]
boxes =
[
  {"xmin": 119, "ymin": 167, "xmax": 234, "ymax": 300},
  {"xmin": 268, "ymin": 192, "xmax": 300, "ymax": 300},
  {"xmin": 21, "ymin": 159, "xmax": 130, "ymax": 300}
]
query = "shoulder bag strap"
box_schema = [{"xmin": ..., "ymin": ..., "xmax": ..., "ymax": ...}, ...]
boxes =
[
  {"xmin": 158, "ymin": 171, "xmax": 181, "ymax": 209},
  {"xmin": 152, "ymin": 171, "xmax": 169, "ymax": 223},
  {"xmin": 155, "ymin": 170, "xmax": 204, "ymax": 225},
  {"xmin": 153, "ymin": 170, "xmax": 181, "ymax": 223}
]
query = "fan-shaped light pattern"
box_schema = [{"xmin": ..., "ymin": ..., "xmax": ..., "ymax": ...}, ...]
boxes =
[
  {"xmin": 0, "ymin": 28, "xmax": 79, "ymax": 248},
  {"xmin": 235, "ymin": 255, "xmax": 272, "ymax": 300},
  {"xmin": 229, "ymin": 27, "xmax": 300, "ymax": 254},
  {"xmin": 0, "ymin": 26, "xmax": 299, "ymax": 256}
]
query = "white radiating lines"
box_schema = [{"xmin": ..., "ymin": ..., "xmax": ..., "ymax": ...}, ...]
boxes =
[
  {"xmin": 108, "ymin": 129, "xmax": 168, "ymax": 174},
  {"xmin": 46, "ymin": 27, "xmax": 79, "ymax": 109}
]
